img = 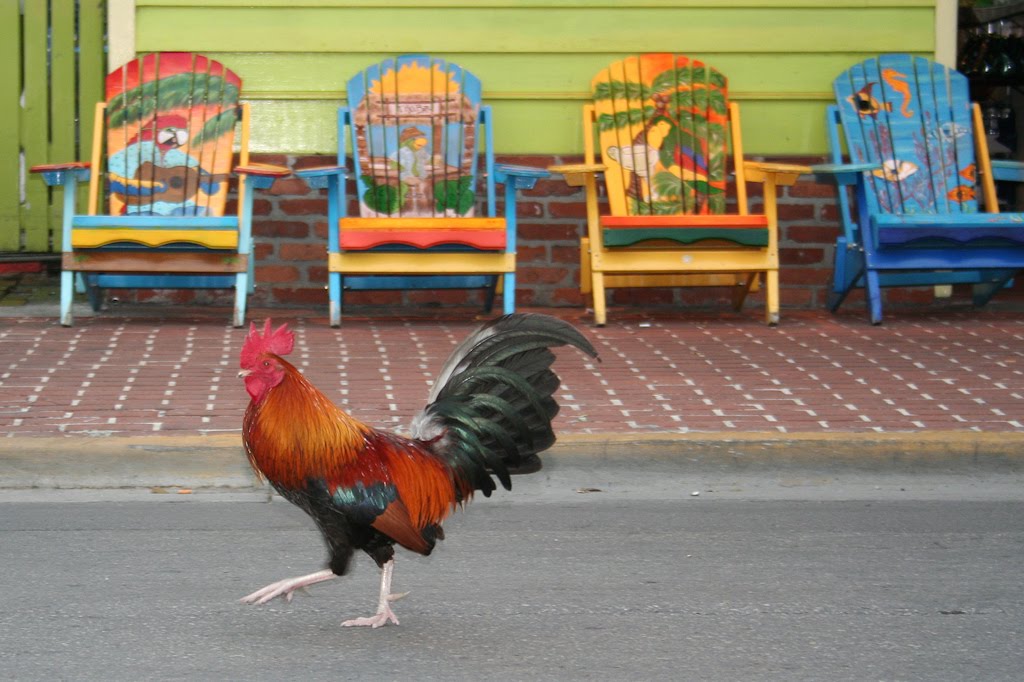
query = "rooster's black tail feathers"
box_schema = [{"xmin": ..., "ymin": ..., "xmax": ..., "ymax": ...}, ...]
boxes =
[{"xmin": 410, "ymin": 314, "xmax": 598, "ymax": 497}]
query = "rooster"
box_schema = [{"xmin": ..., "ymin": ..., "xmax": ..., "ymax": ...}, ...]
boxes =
[{"xmin": 237, "ymin": 313, "xmax": 598, "ymax": 627}]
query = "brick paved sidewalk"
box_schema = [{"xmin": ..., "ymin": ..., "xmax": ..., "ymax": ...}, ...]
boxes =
[{"xmin": 2, "ymin": 307, "xmax": 1022, "ymax": 439}]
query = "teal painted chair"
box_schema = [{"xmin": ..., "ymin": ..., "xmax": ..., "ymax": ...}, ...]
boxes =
[
  {"xmin": 297, "ymin": 55, "xmax": 547, "ymax": 326},
  {"xmin": 31, "ymin": 52, "xmax": 287, "ymax": 327},
  {"xmin": 816, "ymin": 54, "xmax": 1024, "ymax": 324}
]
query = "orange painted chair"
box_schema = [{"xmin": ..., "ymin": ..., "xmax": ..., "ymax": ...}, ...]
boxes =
[
  {"xmin": 551, "ymin": 54, "xmax": 807, "ymax": 325},
  {"xmin": 31, "ymin": 52, "xmax": 287, "ymax": 326}
]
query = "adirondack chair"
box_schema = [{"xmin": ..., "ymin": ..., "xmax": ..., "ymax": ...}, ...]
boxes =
[
  {"xmin": 296, "ymin": 55, "xmax": 547, "ymax": 326},
  {"xmin": 550, "ymin": 54, "xmax": 807, "ymax": 326},
  {"xmin": 817, "ymin": 54, "xmax": 1024, "ymax": 324},
  {"xmin": 31, "ymin": 52, "xmax": 287, "ymax": 327}
]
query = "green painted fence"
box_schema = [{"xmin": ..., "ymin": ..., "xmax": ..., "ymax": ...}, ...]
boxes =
[
  {"xmin": 134, "ymin": 0, "xmax": 938, "ymax": 156},
  {"xmin": 0, "ymin": 0, "xmax": 106, "ymax": 254}
]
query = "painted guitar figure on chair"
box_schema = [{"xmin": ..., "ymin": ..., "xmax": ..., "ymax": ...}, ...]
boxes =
[{"xmin": 105, "ymin": 53, "xmax": 239, "ymax": 216}]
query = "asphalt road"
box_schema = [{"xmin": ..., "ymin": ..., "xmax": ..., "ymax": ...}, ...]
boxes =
[{"xmin": 2, "ymin": 472, "xmax": 1023, "ymax": 681}]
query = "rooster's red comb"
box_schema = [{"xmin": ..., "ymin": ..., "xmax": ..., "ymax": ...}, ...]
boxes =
[{"xmin": 240, "ymin": 319, "xmax": 294, "ymax": 367}]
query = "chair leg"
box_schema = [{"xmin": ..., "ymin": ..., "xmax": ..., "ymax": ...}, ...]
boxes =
[
  {"xmin": 828, "ymin": 241, "xmax": 863, "ymax": 313},
  {"xmin": 579, "ymin": 237, "xmax": 593, "ymax": 295},
  {"xmin": 329, "ymin": 271, "xmax": 342, "ymax": 328},
  {"xmin": 247, "ymin": 241, "xmax": 256, "ymax": 294},
  {"xmin": 60, "ymin": 270, "xmax": 75, "ymax": 327},
  {"xmin": 482, "ymin": 275, "xmax": 498, "ymax": 314},
  {"xmin": 233, "ymin": 273, "xmax": 248, "ymax": 328},
  {"xmin": 84, "ymin": 276, "xmax": 104, "ymax": 312},
  {"xmin": 825, "ymin": 288, "xmax": 847, "ymax": 313},
  {"xmin": 972, "ymin": 270, "xmax": 1017, "ymax": 307},
  {"xmin": 732, "ymin": 274, "xmax": 756, "ymax": 312},
  {"xmin": 865, "ymin": 269, "xmax": 883, "ymax": 325},
  {"xmin": 764, "ymin": 269, "xmax": 780, "ymax": 326},
  {"xmin": 502, "ymin": 273, "xmax": 515, "ymax": 315},
  {"xmin": 591, "ymin": 271, "xmax": 608, "ymax": 326}
]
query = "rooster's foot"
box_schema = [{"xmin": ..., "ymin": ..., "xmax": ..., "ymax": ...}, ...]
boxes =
[
  {"xmin": 240, "ymin": 569, "xmax": 336, "ymax": 605},
  {"xmin": 341, "ymin": 559, "xmax": 407, "ymax": 627},
  {"xmin": 341, "ymin": 603, "xmax": 400, "ymax": 628}
]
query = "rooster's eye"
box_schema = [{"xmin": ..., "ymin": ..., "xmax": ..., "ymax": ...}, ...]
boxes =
[{"xmin": 263, "ymin": 360, "xmax": 270, "ymax": 368}]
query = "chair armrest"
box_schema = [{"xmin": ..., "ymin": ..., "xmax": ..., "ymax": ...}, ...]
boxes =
[
  {"xmin": 548, "ymin": 163, "xmax": 606, "ymax": 188},
  {"xmin": 809, "ymin": 162, "xmax": 880, "ymax": 186},
  {"xmin": 236, "ymin": 163, "xmax": 289, "ymax": 190},
  {"xmin": 493, "ymin": 163, "xmax": 550, "ymax": 190},
  {"xmin": 743, "ymin": 161, "xmax": 811, "ymax": 186},
  {"xmin": 30, "ymin": 162, "xmax": 91, "ymax": 186},
  {"xmin": 235, "ymin": 163, "xmax": 289, "ymax": 178},
  {"xmin": 991, "ymin": 159, "xmax": 1024, "ymax": 183},
  {"xmin": 295, "ymin": 165, "xmax": 348, "ymax": 190}
]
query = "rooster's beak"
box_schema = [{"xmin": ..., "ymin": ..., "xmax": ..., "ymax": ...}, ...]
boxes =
[{"xmin": 237, "ymin": 369, "xmax": 252, "ymax": 378}]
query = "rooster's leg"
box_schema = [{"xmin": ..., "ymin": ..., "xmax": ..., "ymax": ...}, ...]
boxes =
[
  {"xmin": 240, "ymin": 568, "xmax": 336, "ymax": 605},
  {"xmin": 341, "ymin": 559, "xmax": 407, "ymax": 628}
]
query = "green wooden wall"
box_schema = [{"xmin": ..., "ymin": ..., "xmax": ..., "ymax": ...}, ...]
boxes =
[
  {"xmin": 136, "ymin": 0, "xmax": 938, "ymax": 156},
  {"xmin": 0, "ymin": 1, "xmax": 105, "ymax": 253}
]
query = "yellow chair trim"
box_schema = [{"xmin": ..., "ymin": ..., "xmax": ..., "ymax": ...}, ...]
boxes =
[
  {"xmin": 329, "ymin": 251, "xmax": 514, "ymax": 274},
  {"xmin": 71, "ymin": 229, "xmax": 239, "ymax": 249}
]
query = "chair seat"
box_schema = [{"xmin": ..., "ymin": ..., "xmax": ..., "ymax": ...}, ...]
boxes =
[
  {"xmin": 601, "ymin": 214, "xmax": 770, "ymax": 247},
  {"xmin": 873, "ymin": 213, "xmax": 1024, "ymax": 246},
  {"xmin": 71, "ymin": 228, "xmax": 239, "ymax": 249},
  {"xmin": 339, "ymin": 217, "xmax": 506, "ymax": 250},
  {"xmin": 62, "ymin": 250, "xmax": 248, "ymax": 273}
]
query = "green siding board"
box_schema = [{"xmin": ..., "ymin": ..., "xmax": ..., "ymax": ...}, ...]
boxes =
[
  {"xmin": 50, "ymin": 1, "xmax": 77, "ymax": 161},
  {"xmin": 244, "ymin": 99, "xmax": 829, "ymax": 156},
  {"xmin": 78, "ymin": 2, "xmax": 107, "ymax": 161},
  {"xmin": 0, "ymin": 0, "xmax": 20, "ymax": 250},
  {"xmin": 77, "ymin": 0, "xmax": 107, "ymax": 219},
  {"xmin": 136, "ymin": 3, "xmax": 937, "ymax": 156},
  {"xmin": 247, "ymin": 100, "xmax": 342, "ymax": 155},
  {"xmin": 138, "ymin": 8, "xmax": 933, "ymax": 53},
  {"xmin": 212, "ymin": 52, "xmax": 928, "ymax": 99},
  {"xmin": 50, "ymin": 0, "xmax": 78, "ymax": 242},
  {"xmin": 22, "ymin": 2, "xmax": 51, "ymax": 252},
  {"xmin": 740, "ymin": 101, "xmax": 829, "ymax": 155},
  {"xmin": 138, "ymin": 1, "xmax": 936, "ymax": 8}
]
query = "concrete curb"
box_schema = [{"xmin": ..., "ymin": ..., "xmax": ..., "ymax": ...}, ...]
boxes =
[
  {"xmin": 2, "ymin": 431, "xmax": 1023, "ymax": 489},
  {"xmin": 0, "ymin": 435, "xmax": 254, "ymax": 489},
  {"xmin": 552, "ymin": 432, "xmax": 1024, "ymax": 480}
]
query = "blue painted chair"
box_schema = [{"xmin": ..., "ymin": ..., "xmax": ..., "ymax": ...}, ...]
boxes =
[
  {"xmin": 31, "ymin": 52, "xmax": 287, "ymax": 327},
  {"xmin": 816, "ymin": 54, "xmax": 1024, "ymax": 324},
  {"xmin": 296, "ymin": 55, "xmax": 547, "ymax": 327}
]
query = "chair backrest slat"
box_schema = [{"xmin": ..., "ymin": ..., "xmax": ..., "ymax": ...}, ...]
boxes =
[
  {"xmin": 833, "ymin": 54, "xmax": 979, "ymax": 216},
  {"xmin": 347, "ymin": 55, "xmax": 483, "ymax": 218},
  {"xmin": 104, "ymin": 53, "xmax": 240, "ymax": 218},
  {"xmin": 591, "ymin": 54, "xmax": 731, "ymax": 217}
]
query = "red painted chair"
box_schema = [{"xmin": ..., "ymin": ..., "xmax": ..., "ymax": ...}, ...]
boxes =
[{"xmin": 297, "ymin": 55, "xmax": 547, "ymax": 326}]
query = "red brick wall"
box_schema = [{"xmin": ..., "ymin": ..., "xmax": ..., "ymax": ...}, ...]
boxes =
[{"xmin": 130, "ymin": 153, "xmax": 1024, "ymax": 315}]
